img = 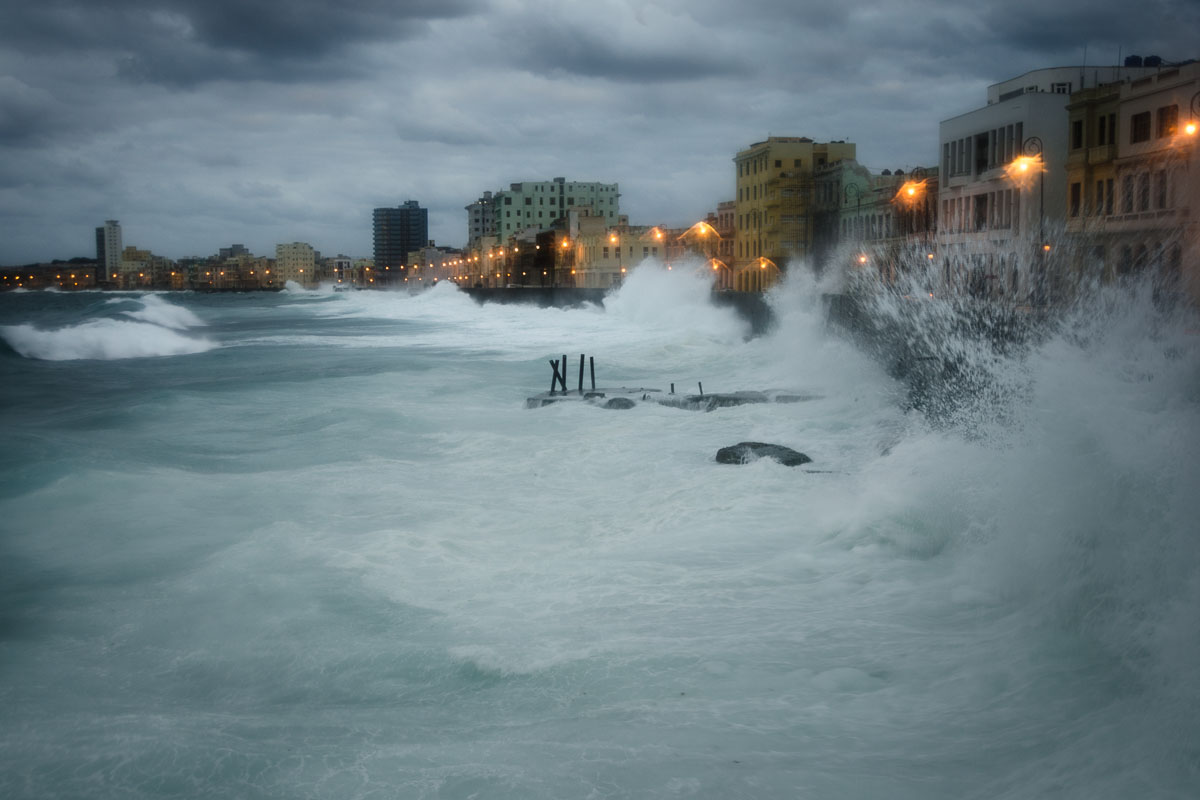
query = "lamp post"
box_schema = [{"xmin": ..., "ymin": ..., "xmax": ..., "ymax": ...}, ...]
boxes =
[{"xmin": 1021, "ymin": 137, "xmax": 1045, "ymax": 246}]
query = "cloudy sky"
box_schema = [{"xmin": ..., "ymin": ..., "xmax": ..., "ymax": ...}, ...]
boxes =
[{"xmin": 1, "ymin": 0, "xmax": 1196, "ymax": 264}]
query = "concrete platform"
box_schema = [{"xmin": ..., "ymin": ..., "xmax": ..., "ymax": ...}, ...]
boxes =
[{"xmin": 526, "ymin": 387, "xmax": 819, "ymax": 411}]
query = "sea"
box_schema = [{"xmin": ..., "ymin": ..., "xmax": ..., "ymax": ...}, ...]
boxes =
[{"xmin": 1, "ymin": 265, "xmax": 1198, "ymax": 799}]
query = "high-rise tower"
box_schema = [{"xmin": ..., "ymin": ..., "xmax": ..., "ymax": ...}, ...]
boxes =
[{"xmin": 373, "ymin": 201, "xmax": 428, "ymax": 280}]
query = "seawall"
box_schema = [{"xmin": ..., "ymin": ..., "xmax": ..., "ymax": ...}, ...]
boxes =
[{"xmin": 461, "ymin": 287, "xmax": 775, "ymax": 336}]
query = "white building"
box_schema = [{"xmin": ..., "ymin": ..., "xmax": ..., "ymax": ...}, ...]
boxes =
[
  {"xmin": 938, "ymin": 65, "xmax": 1160, "ymax": 303},
  {"xmin": 465, "ymin": 191, "xmax": 497, "ymax": 249}
]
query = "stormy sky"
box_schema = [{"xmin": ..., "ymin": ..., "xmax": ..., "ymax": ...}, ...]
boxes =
[{"xmin": 1, "ymin": 0, "xmax": 1195, "ymax": 264}]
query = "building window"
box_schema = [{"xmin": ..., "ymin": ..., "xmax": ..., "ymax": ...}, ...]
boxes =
[
  {"xmin": 1072, "ymin": 119, "xmax": 1084, "ymax": 150},
  {"xmin": 1138, "ymin": 173, "xmax": 1150, "ymax": 211},
  {"xmin": 1069, "ymin": 182, "xmax": 1081, "ymax": 217},
  {"xmin": 1094, "ymin": 180, "xmax": 1104, "ymax": 216},
  {"xmin": 1097, "ymin": 115, "xmax": 1107, "ymax": 145},
  {"xmin": 1157, "ymin": 105, "xmax": 1178, "ymax": 138},
  {"xmin": 1052, "ymin": 82, "xmax": 1072, "ymax": 94},
  {"xmin": 1155, "ymin": 171, "xmax": 1168, "ymax": 209},
  {"xmin": 1105, "ymin": 178, "xmax": 1114, "ymax": 215},
  {"xmin": 1130, "ymin": 111, "xmax": 1151, "ymax": 143}
]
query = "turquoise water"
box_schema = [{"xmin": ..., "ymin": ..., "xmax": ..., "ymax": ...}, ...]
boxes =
[{"xmin": 1, "ymin": 271, "xmax": 1198, "ymax": 798}]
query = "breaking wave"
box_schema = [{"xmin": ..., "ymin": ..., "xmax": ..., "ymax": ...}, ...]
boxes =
[{"xmin": 1, "ymin": 316, "xmax": 214, "ymax": 361}]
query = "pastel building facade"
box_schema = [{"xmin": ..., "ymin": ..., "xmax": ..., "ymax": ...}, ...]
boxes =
[
  {"xmin": 733, "ymin": 137, "xmax": 857, "ymax": 271},
  {"xmin": 1064, "ymin": 61, "xmax": 1200, "ymax": 302}
]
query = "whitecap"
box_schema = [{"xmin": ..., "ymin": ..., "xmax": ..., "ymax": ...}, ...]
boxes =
[
  {"xmin": 1, "ymin": 318, "xmax": 215, "ymax": 360},
  {"xmin": 119, "ymin": 294, "xmax": 206, "ymax": 330}
]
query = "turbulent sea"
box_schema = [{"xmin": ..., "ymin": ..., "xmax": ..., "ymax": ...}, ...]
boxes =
[{"xmin": 1, "ymin": 269, "xmax": 1198, "ymax": 799}]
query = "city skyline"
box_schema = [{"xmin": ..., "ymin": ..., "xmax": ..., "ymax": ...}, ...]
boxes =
[{"xmin": 1, "ymin": 0, "xmax": 1197, "ymax": 263}]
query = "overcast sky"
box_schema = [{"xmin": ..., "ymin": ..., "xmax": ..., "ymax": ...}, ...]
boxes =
[{"xmin": 1, "ymin": 0, "xmax": 1196, "ymax": 264}]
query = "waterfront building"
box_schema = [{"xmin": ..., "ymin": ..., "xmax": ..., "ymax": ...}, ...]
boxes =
[
  {"xmin": 937, "ymin": 64, "xmax": 1160, "ymax": 303},
  {"xmin": 569, "ymin": 210, "xmax": 667, "ymax": 289},
  {"xmin": 218, "ymin": 244, "xmax": 250, "ymax": 260},
  {"xmin": 373, "ymin": 201, "xmax": 428, "ymax": 281},
  {"xmin": 275, "ymin": 242, "xmax": 318, "ymax": 287},
  {"xmin": 407, "ymin": 244, "xmax": 465, "ymax": 285},
  {"xmin": 465, "ymin": 191, "xmax": 498, "ymax": 249},
  {"xmin": 117, "ymin": 245, "xmax": 174, "ymax": 289},
  {"xmin": 1064, "ymin": 60, "xmax": 1200, "ymax": 303},
  {"xmin": 733, "ymin": 137, "xmax": 857, "ymax": 274},
  {"xmin": 492, "ymin": 178, "xmax": 620, "ymax": 243},
  {"xmin": 95, "ymin": 220, "xmax": 122, "ymax": 284},
  {"xmin": 715, "ymin": 201, "xmax": 735, "ymax": 265}
]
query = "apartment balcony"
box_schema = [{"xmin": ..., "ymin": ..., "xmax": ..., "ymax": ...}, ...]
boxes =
[{"xmin": 1088, "ymin": 144, "xmax": 1116, "ymax": 165}]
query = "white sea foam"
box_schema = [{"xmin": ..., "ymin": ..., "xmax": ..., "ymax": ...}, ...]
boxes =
[
  {"xmin": 119, "ymin": 294, "xmax": 206, "ymax": 329},
  {"xmin": 1, "ymin": 275, "xmax": 1196, "ymax": 798},
  {"xmin": 1, "ymin": 318, "xmax": 215, "ymax": 360}
]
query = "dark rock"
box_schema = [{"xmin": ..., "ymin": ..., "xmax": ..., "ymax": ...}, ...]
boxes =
[
  {"xmin": 604, "ymin": 397, "xmax": 636, "ymax": 410},
  {"xmin": 715, "ymin": 442, "xmax": 812, "ymax": 466}
]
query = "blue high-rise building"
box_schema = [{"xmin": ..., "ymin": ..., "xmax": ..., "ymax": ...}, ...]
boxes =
[{"xmin": 373, "ymin": 201, "xmax": 428, "ymax": 280}]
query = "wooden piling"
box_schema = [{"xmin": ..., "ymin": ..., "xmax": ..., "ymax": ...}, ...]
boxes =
[
  {"xmin": 561, "ymin": 355, "xmax": 568, "ymax": 392},
  {"xmin": 589, "ymin": 356, "xmax": 595, "ymax": 391},
  {"xmin": 698, "ymin": 381, "xmax": 704, "ymax": 396},
  {"xmin": 578, "ymin": 353, "xmax": 585, "ymax": 393}
]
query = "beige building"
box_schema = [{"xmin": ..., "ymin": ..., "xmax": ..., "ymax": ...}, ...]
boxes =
[
  {"xmin": 118, "ymin": 245, "xmax": 174, "ymax": 289},
  {"xmin": 570, "ymin": 210, "xmax": 668, "ymax": 289},
  {"xmin": 1065, "ymin": 61, "xmax": 1200, "ymax": 303},
  {"xmin": 275, "ymin": 242, "xmax": 318, "ymax": 287},
  {"xmin": 733, "ymin": 136, "xmax": 857, "ymax": 275}
]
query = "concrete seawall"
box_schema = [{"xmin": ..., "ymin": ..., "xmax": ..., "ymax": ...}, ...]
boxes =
[{"xmin": 461, "ymin": 287, "xmax": 776, "ymax": 336}]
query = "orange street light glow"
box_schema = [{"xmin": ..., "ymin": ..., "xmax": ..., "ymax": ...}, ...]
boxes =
[{"xmin": 1005, "ymin": 155, "xmax": 1043, "ymax": 189}]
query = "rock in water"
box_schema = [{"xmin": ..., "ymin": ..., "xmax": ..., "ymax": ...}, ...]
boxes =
[
  {"xmin": 603, "ymin": 397, "xmax": 636, "ymax": 410},
  {"xmin": 715, "ymin": 442, "xmax": 812, "ymax": 466}
]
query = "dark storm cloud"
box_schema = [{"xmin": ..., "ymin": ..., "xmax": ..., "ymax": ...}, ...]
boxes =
[
  {"xmin": 975, "ymin": 0, "xmax": 1200, "ymax": 58},
  {"xmin": 2, "ymin": 0, "xmax": 482, "ymax": 85},
  {"xmin": 2, "ymin": 0, "xmax": 1198, "ymax": 264},
  {"xmin": 0, "ymin": 78, "xmax": 73, "ymax": 147},
  {"xmin": 508, "ymin": 24, "xmax": 750, "ymax": 83}
]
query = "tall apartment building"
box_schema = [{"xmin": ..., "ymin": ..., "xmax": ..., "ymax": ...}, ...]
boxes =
[
  {"xmin": 94, "ymin": 220, "xmax": 122, "ymax": 283},
  {"xmin": 937, "ymin": 65, "xmax": 1160, "ymax": 302},
  {"xmin": 733, "ymin": 137, "xmax": 857, "ymax": 269},
  {"xmin": 492, "ymin": 177, "xmax": 619, "ymax": 242},
  {"xmin": 373, "ymin": 201, "xmax": 428, "ymax": 277},
  {"xmin": 1064, "ymin": 60, "xmax": 1199, "ymax": 302},
  {"xmin": 465, "ymin": 191, "xmax": 497, "ymax": 249},
  {"xmin": 275, "ymin": 242, "xmax": 318, "ymax": 287}
]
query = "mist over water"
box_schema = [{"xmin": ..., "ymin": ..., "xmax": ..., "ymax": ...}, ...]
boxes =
[{"xmin": 1, "ymin": 268, "xmax": 1197, "ymax": 799}]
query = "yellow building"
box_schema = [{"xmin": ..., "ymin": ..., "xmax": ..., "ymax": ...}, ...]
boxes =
[
  {"xmin": 274, "ymin": 242, "xmax": 317, "ymax": 287},
  {"xmin": 1065, "ymin": 62, "xmax": 1199, "ymax": 302},
  {"xmin": 733, "ymin": 136, "xmax": 857, "ymax": 275}
]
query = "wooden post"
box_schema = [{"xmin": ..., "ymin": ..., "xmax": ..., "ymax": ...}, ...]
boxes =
[
  {"xmin": 698, "ymin": 381, "xmax": 704, "ymax": 396},
  {"xmin": 549, "ymin": 360, "xmax": 560, "ymax": 395},
  {"xmin": 670, "ymin": 383, "xmax": 675, "ymax": 394},
  {"xmin": 589, "ymin": 356, "xmax": 595, "ymax": 391},
  {"xmin": 561, "ymin": 355, "xmax": 568, "ymax": 392},
  {"xmin": 578, "ymin": 353, "xmax": 584, "ymax": 394}
]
